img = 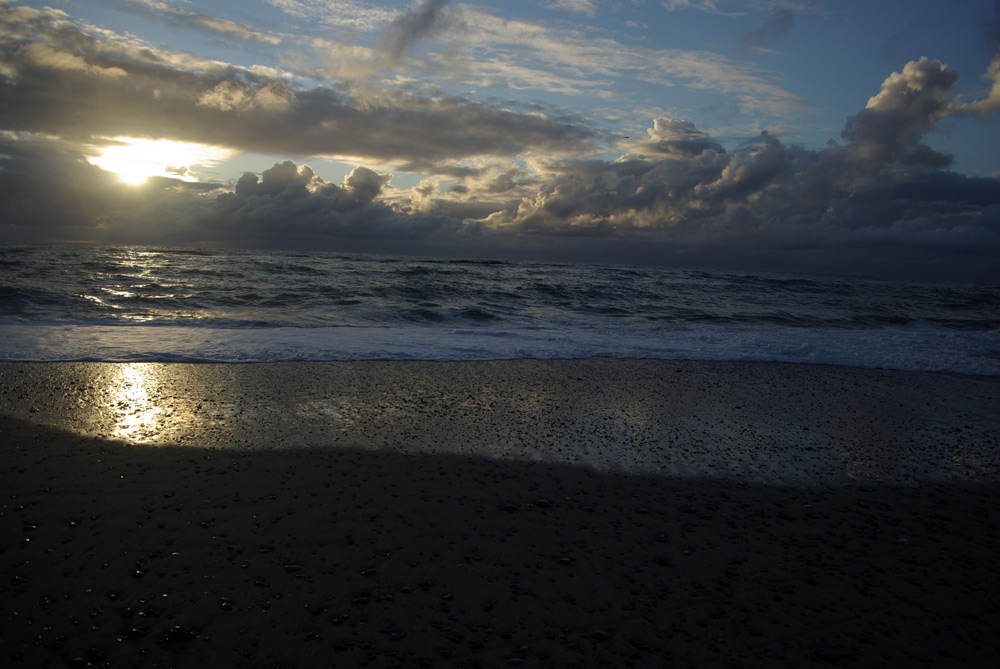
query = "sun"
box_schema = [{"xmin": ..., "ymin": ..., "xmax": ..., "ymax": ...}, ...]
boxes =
[{"xmin": 88, "ymin": 137, "xmax": 231, "ymax": 185}]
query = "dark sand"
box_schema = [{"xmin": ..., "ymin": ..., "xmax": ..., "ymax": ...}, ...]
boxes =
[{"xmin": 1, "ymin": 360, "xmax": 999, "ymax": 667}]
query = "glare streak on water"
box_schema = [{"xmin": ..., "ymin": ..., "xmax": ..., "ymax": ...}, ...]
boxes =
[{"xmin": 0, "ymin": 244, "xmax": 998, "ymax": 373}]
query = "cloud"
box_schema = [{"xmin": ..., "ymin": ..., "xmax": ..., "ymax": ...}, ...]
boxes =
[
  {"xmin": 204, "ymin": 159, "xmax": 469, "ymax": 246},
  {"xmin": 0, "ymin": 131, "xmax": 221, "ymax": 243},
  {"xmin": 0, "ymin": 0, "xmax": 808, "ymax": 164},
  {"xmin": 2, "ymin": 3, "xmax": 999, "ymax": 279},
  {"xmin": 376, "ymin": 0, "xmax": 454, "ymax": 62},
  {"xmin": 0, "ymin": 136, "xmax": 459, "ymax": 247},
  {"xmin": 4, "ymin": 91, "xmax": 999, "ymax": 279},
  {"xmin": 13, "ymin": 42, "xmax": 127, "ymax": 77},
  {"xmin": 264, "ymin": 0, "xmax": 396, "ymax": 32},
  {"xmin": 211, "ymin": 160, "xmax": 455, "ymax": 240},
  {"xmin": 0, "ymin": 4, "xmax": 598, "ymax": 173},
  {"xmin": 642, "ymin": 48, "xmax": 806, "ymax": 116},
  {"xmin": 197, "ymin": 80, "xmax": 295, "ymax": 112},
  {"xmin": 954, "ymin": 50, "xmax": 1000, "ymax": 120},
  {"xmin": 548, "ymin": 0, "xmax": 599, "ymax": 17},
  {"xmin": 660, "ymin": 0, "xmax": 726, "ymax": 14},
  {"xmin": 106, "ymin": 0, "xmax": 282, "ymax": 45},
  {"xmin": 841, "ymin": 57, "xmax": 958, "ymax": 168},
  {"xmin": 638, "ymin": 117, "xmax": 726, "ymax": 157},
  {"xmin": 325, "ymin": 2, "xmax": 807, "ymax": 120},
  {"xmin": 337, "ymin": 0, "xmax": 466, "ymax": 85},
  {"xmin": 476, "ymin": 56, "xmax": 1000, "ymax": 278},
  {"xmin": 661, "ymin": 1, "xmax": 819, "ymax": 18},
  {"xmin": 736, "ymin": 8, "xmax": 796, "ymax": 55}
]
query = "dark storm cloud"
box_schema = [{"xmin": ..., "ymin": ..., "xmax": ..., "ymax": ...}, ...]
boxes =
[
  {"xmin": 210, "ymin": 160, "xmax": 457, "ymax": 239},
  {"xmin": 496, "ymin": 115, "xmax": 1000, "ymax": 247},
  {"xmin": 480, "ymin": 56, "xmax": 1000, "ymax": 279},
  {"xmin": 0, "ymin": 133, "xmax": 220, "ymax": 243},
  {"xmin": 0, "ymin": 5, "xmax": 597, "ymax": 172},
  {"xmin": 0, "ymin": 137, "xmax": 460, "ymax": 246}
]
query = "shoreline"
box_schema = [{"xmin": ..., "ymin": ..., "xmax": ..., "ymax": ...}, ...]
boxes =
[
  {"xmin": 3, "ymin": 322, "xmax": 998, "ymax": 376},
  {"xmin": 3, "ymin": 359, "xmax": 999, "ymax": 665},
  {"xmin": 1, "ymin": 358, "xmax": 997, "ymax": 484}
]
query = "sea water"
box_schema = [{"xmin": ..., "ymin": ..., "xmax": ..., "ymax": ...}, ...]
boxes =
[{"xmin": 1, "ymin": 245, "xmax": 998, "ymax": 374}]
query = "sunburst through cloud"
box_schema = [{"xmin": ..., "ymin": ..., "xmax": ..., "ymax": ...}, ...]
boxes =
[{"xmin": 87, "ymin": 137, "xmax": 232, "ymax": 185}]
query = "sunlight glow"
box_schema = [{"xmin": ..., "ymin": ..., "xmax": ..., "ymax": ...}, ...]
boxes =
[
  {"xmin": 88, "ymin": 137, "xmax": 231, "ymax": 185},
  {"xmin": 108, "ymin": 363, "xmax": 166, "ymax": 442}
]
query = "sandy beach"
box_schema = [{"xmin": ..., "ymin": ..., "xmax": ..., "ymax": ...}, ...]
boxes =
[{"xmin": 2, "ymin": 360, "xmax": 999, "ymax": 666}]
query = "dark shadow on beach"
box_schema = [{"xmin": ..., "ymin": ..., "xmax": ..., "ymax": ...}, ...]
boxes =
[{"xmin": 3, "ymin": 415, "xmax": 998, "ymax": 667}]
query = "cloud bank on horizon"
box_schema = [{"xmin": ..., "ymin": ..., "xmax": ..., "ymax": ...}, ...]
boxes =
[{"xmin": 1, "ymin": 0, "xmax": 999, "ymax": 280}]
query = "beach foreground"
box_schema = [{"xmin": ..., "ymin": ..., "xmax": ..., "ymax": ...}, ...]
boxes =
[{"xmin": 2, "ymin": 360, "xmax": 999, "ymax": 666}]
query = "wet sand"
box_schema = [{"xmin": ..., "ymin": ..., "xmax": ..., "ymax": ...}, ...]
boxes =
[{"xmin": 1, "ymin": 360, "xmax": 999, "ymax": 666}]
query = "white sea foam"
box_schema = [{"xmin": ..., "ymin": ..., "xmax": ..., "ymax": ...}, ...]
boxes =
[{"xmin": 2, "ymin": 322, "xmax": 998, "ymax": 375}]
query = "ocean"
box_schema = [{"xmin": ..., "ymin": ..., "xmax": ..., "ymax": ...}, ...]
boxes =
[{"xmin": 1, "ymin": 244, "xmax": 998, "ymax": 374}]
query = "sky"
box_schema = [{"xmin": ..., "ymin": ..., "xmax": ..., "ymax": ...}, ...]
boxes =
[{"xmin": 1, "ymin": 0, "xmax": 999, "ymax": 280}]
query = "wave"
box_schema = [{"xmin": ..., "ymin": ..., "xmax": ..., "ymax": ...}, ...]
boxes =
[
  {"xmin": 1, "ymin": 321, "xmax": 997, "ymax": 375},
  {"xmin": 2, "ymin": 245, "xmax": 999, "ymax": 372}
]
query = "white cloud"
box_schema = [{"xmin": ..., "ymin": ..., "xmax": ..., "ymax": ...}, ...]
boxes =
[
  {"xmin": 275, "ymin": 2, "xmax": 805, "ymax": 121},
  {"xmin": 264, "ymin": 0, "xmax": 397, "ymax": 32},
  {"xmin": 661, "ymin": 1, "xmax": 821, "ymax": 17},
  {"xmin": 111, "ymin": 0, "xmax": 283, "ymax": 45},
  {"xmin": 644, "ymin": 49, "xmax": 805, "ymax": 116},
  {"xmin": 422, "ymin": 6, "xmax": 806, "ymax": 118},
  {"xmin": 661, "ymin": 0, "xmax": 725, "ymax": 13},
  {"xmin": 197, "ymin": 80, "xmax": 295, "ymax": 112},
  {"xmin": 954, "ymin": 50, "xmax": 1000, "ymax": 119},
  {"xmin": 548, "ymin": 0, "xmax": 599, "ymax": 17},
  {"xmin": 15, "ymin": 42, "xmax": 127, "ymax": 77}
]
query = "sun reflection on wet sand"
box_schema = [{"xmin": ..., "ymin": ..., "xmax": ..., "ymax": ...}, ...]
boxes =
[
  {"xmin": 106, "ymin": 363, "xmax": 168, "ymax": 442},
  {"xmin": 0, "ymin": 360, "xmax": 995, "ymax": 483}
]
